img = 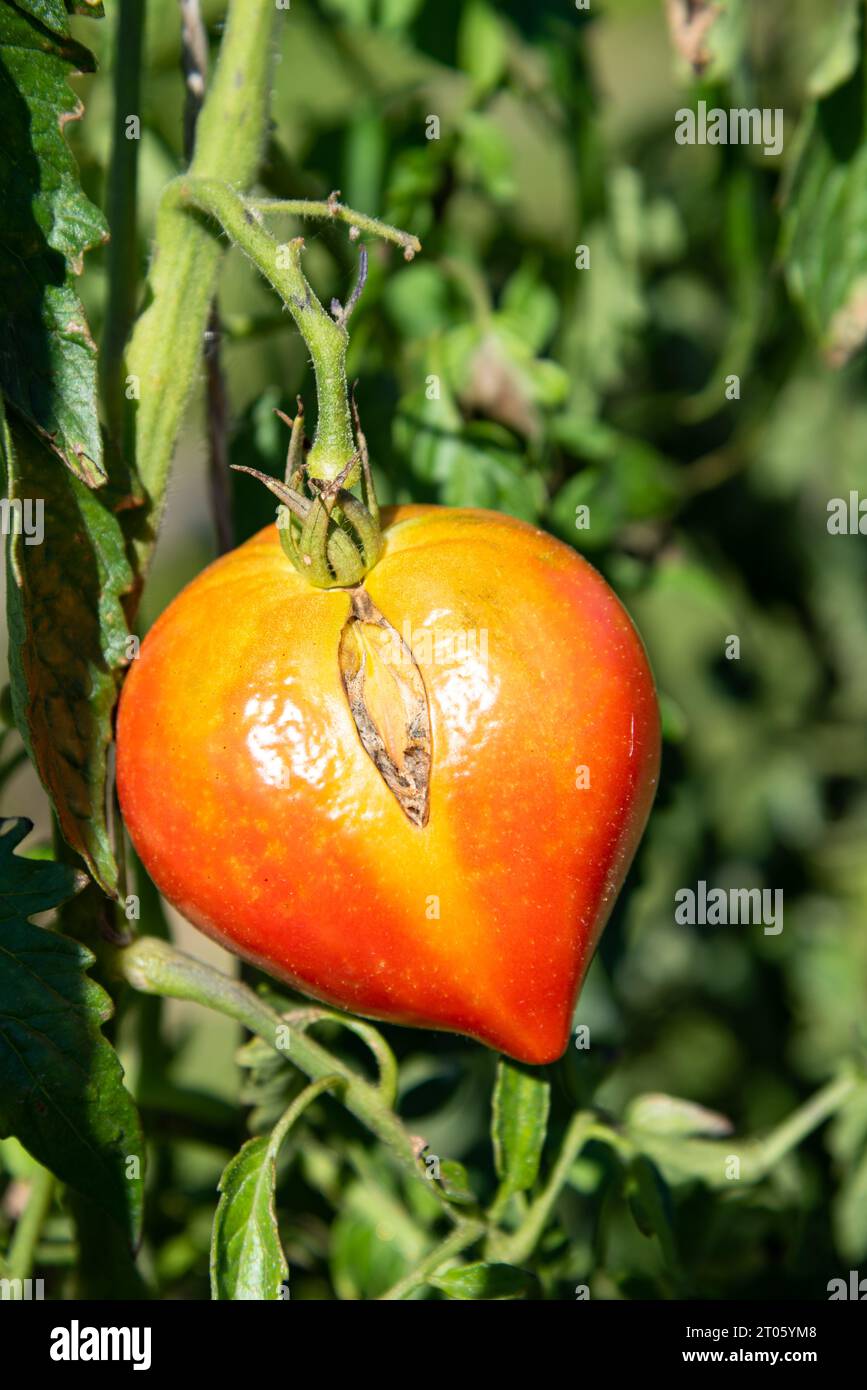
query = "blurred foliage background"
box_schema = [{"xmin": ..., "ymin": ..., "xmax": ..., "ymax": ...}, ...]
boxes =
[{"xmin": 2, "ymin": 0, "xmax": 867, "ymax": 1300}]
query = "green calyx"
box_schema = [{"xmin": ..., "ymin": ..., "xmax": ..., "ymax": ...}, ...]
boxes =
[{"xmin": 233, "ymin": 397, "xmax": 383, "ymax": 589}]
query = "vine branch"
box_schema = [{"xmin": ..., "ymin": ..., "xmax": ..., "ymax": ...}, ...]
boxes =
[
  {"xmin": 247, "ymin": 194, "xmax": 421, "ymax": 260},
  {"xmin": 115, "ymin": 936, "xmax": 459, "ymax": 1223}
]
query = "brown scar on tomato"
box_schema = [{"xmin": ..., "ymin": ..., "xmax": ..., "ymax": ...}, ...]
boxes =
[{"xmin": 338, "ymin": 587, "xmax": 431, "ymax": 827}]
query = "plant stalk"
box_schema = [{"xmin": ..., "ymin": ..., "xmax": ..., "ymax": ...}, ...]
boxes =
[
  {"xmin": 101, "ymin": 0, "xmax": 146, "ymax": 438},
  {"xmin": 248, "ymin": 196, "xmax": 421, "ymax": 259},
  {"xmin": 755, "ymin": 1070, "xmax": 856, "ymax": 1172},
  {"xmin": 166, "ymin": 178, "xmax": 358, "ymax": 484},
  {"xmin": 485, "ymin": 1111, "xmax": 595, "ymax": 1265},
  {"xmin": 8, "ymin": 1165, "xmax": 55, "ymax": 1283},
  {"xmin": 125, "ymin": 0, "xmax": 277, "ymax": 574}
]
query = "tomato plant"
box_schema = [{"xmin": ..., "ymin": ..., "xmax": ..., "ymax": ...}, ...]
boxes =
[{"xmin": 1, "ymin": 0, "xmax": 866, "ymax": 1316}]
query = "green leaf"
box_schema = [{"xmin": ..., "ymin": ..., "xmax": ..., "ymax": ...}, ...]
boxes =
[
  {"xmin": 549, "ymin": 438, "xmax": 679, "ymax": 550},
  {"xmin": 431, "ymin": 1261, "xmax": 536, "ymax": 1300},
  {"xmin": 442, "ymin": 428, "xmax": 546, "ymax": 521},
  {"xmin": 498, "ymin": 260, "xmax": 559, "ymax": 355},
  {"xmin": 457, "ymin": 0, "xmax": 507, "ymax": 96},
  {"xmin": 0, "ymin": 818, "xmax": 144, "ymax": 1244},
  {"xmin": 625, "ymin": 1093, "xmax": 734, "ymax": 1139},
  {"xmin": 624, "ymin": 1155, "xmax": 678, "ymax": 1271},
  {"xmin": 458, "ymin": 113, "xmax": 515, "ymax": 203},
  {"xmin": 395, "ymin": 361, "xmax": 545, "ymax": 521},
  {"xmin": 383, "ymin": 263, "xmax": 452, "ymax": 340},
  {"xmin": 805, "ymin": 0, "xmax": 862, "ymax": 98},
  {"xmin": 15, "ymin": 2, "xmax": 70, "ymax": 27},
  {"xmin": 3, "ymin": 418, "xmax": 134, "ymax": 894},
  {"xmin": 782, "ymin": 45, "xmax": 867, "ymax": 365},
  {"xmin": 69, "ymin": 1191, "xmax": 150, "ymax": 1299},
  {"xmin": 0, "ymin": 1, "xmax": 107, "ymax": 483},
  {"xmin": 378, "ymin": 0, "xmax": 425, "ymax": 33},
  {"xmin": 491, "ymin": 1059, "xmax": 550, "ymax": 1196},
  {"xmin": 438, "ymin": 1159, "xmax": 477, "ymax": 1207},
  {"xmin": 237, "ymin": 1035, "xmax": 306, "ymax": 1136},
  {"xmin": 211, "ymin": 1076, "xmax": 341, "ymax": 1300},
  {"xmin": 329, "ymin": 1172, "xmax": 420, "ymax": 1299}
]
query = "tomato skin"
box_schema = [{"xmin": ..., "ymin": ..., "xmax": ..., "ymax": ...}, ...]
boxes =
[{"xmin": 116, "ymin": 505, "xmax": 660, "ymax": 1064}]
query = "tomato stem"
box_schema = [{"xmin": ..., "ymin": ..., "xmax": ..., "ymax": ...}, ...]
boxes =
[
  {"xmin": 124, "ymin": 0, "xmax": 278, "ymax": 581},
  {"xmin": 167, "ymin": 177, "xmax": 416, "ymax": 587},
  {"xmin": 246, "ymin": 193, "xmax": 421, "ymax": 260},
  {"xmin": 168, "ymin": 176, "xmax": 358, "ymax": 484}
]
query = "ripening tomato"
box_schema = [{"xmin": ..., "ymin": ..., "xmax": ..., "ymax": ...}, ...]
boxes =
[{"xmin": 116, "ymin": 505, "xmax": 660, "ymax": 1064}]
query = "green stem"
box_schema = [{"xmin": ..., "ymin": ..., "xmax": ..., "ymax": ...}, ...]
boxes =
[
  {"xmin": 167, "ymin": 178, "xmax": 357, "ymax": 484},
  {"xmin": 248, "ymin": 197, "xmax": 421, "ymax": 259},
  {"xmin": 125, "ymin": 0, "xmax": 277, "ymax": 574},
  {"xmin": 486, "ymin": 1112, "xmax": 595, "ymax": 1266},
  {"xmin": 754, "ymin": 1070, "xmax": 856, "ymax": 1173},
  {"xmin": 8, "ymin": 1165, "xmax": 55, "ymax": 1283},
  {"xmin": 115, "ymin": 937, "xmax": 457, "ymax": 1221},
  {"xmin": 285, "ymin": 1006, "xmax": 399, "ymax": 1108},
  {"xmin": 101, "ymin": 0, "xmax": 145, "ymax": 438},
  {"xmin": 378, "ymin": 1219, "xmax": 487, "ymax": 1301}
]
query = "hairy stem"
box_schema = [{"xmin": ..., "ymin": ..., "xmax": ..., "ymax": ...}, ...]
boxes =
[
  {"xmin": 248, "ymin": 196, "xmax": 422, "ymax": 259},
  {"xmin": 179, "ymin": 0, "xmax": 234, "ymax": 554},
  {"xmin": 101, "ymin": 0, "xmax": 145, "ymax": 437},
  {"xmin": 166, "ymin": 178, "xmax": 357, "ymax": 484},
  {"xmin": 125, "ymin": 0, "xmax": 276, "ymax": 575}
]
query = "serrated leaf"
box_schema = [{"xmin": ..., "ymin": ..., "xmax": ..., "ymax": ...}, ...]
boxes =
[
  {"xmin": 0, "ymin": 1, "xmax": 107, "ymax": 482},
  {"xmin": 782, "ymin": 46, "xmax": 867, "ymax": 366},
  {"xmin": 431, "ymin": 1261, "xmax": 536, "ymax": 1300},
  {"xmin": 492, "ymin": 1059, "xmax": 550, "ymax": 1196},
  {"xmin": 211, "ymin": 1077, "xmax": 340, "ymax": 1300},
  {"xmin": 3, "ymin": 417, "xmax": 134, "ymax": 893},
  {"xmin": 0, "ymin": 818, "xmax": 144, "ymax": 1244}
]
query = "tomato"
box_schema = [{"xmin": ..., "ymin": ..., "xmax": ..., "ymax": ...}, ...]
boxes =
[{"xmin": 116, "ymin": 505, "xmax": 660, "ymax": 1064}]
